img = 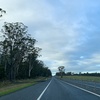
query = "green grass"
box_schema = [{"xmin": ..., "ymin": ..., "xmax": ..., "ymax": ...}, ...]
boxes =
[
  {"xmin": 0, "ymin": 83, "xmax": 36, "ymax": 96},
  {"xmin": 63, "ymin": 76, "xmax": 100, "ymax": 82},
  {"xmin": 0, "ymin": 77, "xmax": 47, "ymax": 97}
]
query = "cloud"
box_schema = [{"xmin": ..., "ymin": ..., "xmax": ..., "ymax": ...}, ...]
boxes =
[{"xmin": 0, "ymin": 0, "xmax": 100, "ymax": 74}]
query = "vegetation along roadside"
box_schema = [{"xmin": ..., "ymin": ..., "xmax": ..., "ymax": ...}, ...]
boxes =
[{"xmin": 0, "ymin": 77, "xmax": 48, "ymax": 97}]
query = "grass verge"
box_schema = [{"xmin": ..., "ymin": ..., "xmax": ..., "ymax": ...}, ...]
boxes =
[
  {"xmin": 63, "ymin": 76, "xmax": 100, "ymax": 82},
  {"xmin": 0, "ymin": 77, "xmax": 47, "ymax": 97}
]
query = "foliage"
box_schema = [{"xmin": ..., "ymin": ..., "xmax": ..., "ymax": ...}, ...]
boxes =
[
  {"xmin": 0, "ymin": 22, "xmax": 52, "ymax": 81},
  {"xmin": 0, "ymin": 65, "xmax": 5, "ymax": 80},
  {"xmin": 56, "ymin": 71, "xmax": 100, "ymax": 77},
  {"xmin": 58, "ymin": 66, "xmax": 65, "ymax": 78},
  {"xmin": 0, "ymin": 8, "xmax": 6, "ymax": 17}
]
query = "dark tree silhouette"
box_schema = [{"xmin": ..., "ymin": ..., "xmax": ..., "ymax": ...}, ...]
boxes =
[
  {"xmin": 0, "ymin": 8, "xmax": 6, "ymax": 17},
  {"xmin": 0, "ymin": 22, "xmax": 52, "ymax": 81}
]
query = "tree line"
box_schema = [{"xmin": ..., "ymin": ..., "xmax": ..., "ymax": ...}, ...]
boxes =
[
  {"xmin": 0, "ymin": 22, "xmax": 52, "ymax": 81},
  {"xmin": 56, "ymin": 66, "xmax": 100, "ymax": 77},
  {"xmin": 56, "ymin": 71, "xmax": 100, "ymax": 77}
]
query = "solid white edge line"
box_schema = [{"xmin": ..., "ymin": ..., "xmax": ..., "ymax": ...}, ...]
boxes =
[
  {"xmin": 62, "ymin": 80, "xmax": 100, "ymax": 98},
  {"xmin": 37, "ymin": 80, "xmax": 52, "ymax": 100}
]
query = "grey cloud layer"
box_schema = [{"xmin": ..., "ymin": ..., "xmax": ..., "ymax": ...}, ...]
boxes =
[{"xmin": 0, "ymin": 0, "xmax": 100, "ymax": 74}]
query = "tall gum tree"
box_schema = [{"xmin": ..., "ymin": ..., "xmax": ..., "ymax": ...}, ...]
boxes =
[
  {"xmin": 0, "ymin": 8, "xmax": 6, "ymax": 17},
  {"xmin": 0, "ymin": 22, "xmax": 37, "ymax": 81},
  {"xmin": 58, "ymin": 66, "xmax": 65, "ymax": 78}
]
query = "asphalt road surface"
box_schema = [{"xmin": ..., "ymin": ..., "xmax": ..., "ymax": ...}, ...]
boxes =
[{"xmin": 0, "ymin": 77, "xmax": 100, "ymax": 100}]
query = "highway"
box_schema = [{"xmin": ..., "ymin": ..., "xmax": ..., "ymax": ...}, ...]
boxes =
[{"xmin": 0, "ymin": 77, "xmax": 100, "ymax": 100}]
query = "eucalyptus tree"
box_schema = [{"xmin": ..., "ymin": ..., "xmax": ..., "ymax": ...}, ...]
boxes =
[
  {"xmin": 0, "ymin": 8, "xmax": 6, "ymax": 80},
  {"xmin": 27, "ymin": 47, "xmax": 42, "ymax": 78},
  {"xmin": 31, "ymin": 60, "xmax": 44, "ymax": 77},
  {"xmin": 0, "ymin": 8, "xmax": 6, "ymax": 17},
  {"xmin": 58, "ymin": 66, "xmax": 65, "ymax": 78},
  {"xmin": 0, "ymin": 21, "xmax": 52, "ymax": 80},
  {"xmin": 0, "ymin": 22, "xmax": 36, "ymax": 81},
  {"xmin": 30, "ymin": 60, "xmax": 52, "ymax": 77}
]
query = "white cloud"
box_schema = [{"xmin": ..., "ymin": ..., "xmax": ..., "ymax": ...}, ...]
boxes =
[{"xmin": 0, "ymin": 0, "xmax": 100, "ymax": 74}]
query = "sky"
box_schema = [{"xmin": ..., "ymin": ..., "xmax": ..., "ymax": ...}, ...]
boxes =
[{"xmin": 0, "ymin": 0, "xmax": 100, "ymax": 75}]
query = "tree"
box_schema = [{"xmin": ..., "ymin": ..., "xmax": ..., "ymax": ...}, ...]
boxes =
[
  {"xmin": 58, "ymin": 66, "xmax": 65, "ymax": 78},
  {"xmin": 0, "ymin": 8, "xmax": 6, "ymax": 80},
  {"xmin": 0, "ymin": 8, "xmax": 6, "ymax": 17},
  {"xmin": 0, "ymin": 22, "xmax": 52, "ymax": 81},
  {"xmin": 0, "ymin": 22, "xmax": 36, "ymax": 81},
  {"xmin": 27, "ymin": 47, "xmax": 41, "ymax": 78},
  {"xmin": 30, "ymin": 60, "xmax": 52, "ymax": 78}
]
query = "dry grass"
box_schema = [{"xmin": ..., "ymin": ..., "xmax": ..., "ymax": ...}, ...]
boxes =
[
  {"xmin": 0, "ymin": 77, "xmax": 47, "ymax": 96},
  {"xmin": 63, "ymin": 76, "xmax": 100, "ymax": 82}
]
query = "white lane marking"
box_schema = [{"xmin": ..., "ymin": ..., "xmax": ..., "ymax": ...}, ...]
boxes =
[
  {"xmin": 61, "ymin": 80, "xmax": 100, "ymax": 98},
  {"xmin": 37, "ymin": 80, "xmax": 52, "ymax": 100}
]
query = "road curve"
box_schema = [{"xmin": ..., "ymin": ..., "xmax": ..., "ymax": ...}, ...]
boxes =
[{"xmin": 0, "ymin": 77, "xmax": 100, "ymax": 100}]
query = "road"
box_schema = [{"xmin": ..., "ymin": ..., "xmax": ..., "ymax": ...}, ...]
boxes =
[
  {"xmin": 62, "ymin": 78, "xmax": 100, "ymax": 88},
  {"xmin": 0, "ymin": 77, "xmax": 100, "ymax": 100},
  {"xmin": 62, "ymin": 78, "xmax": 100, "ymax": 95}
]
